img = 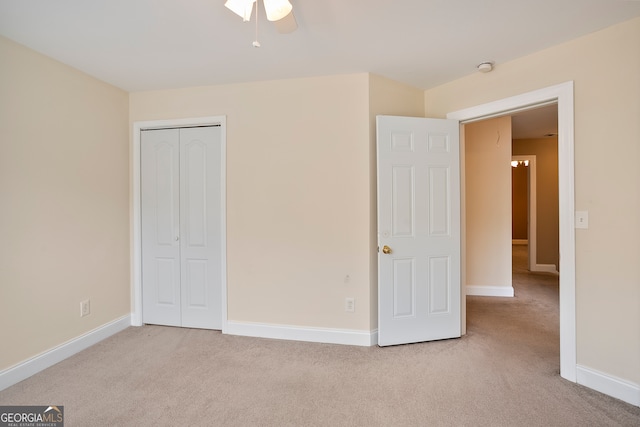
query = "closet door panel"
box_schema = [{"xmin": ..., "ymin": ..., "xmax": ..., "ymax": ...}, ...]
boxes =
[
  {"xmin": 179, "ymin": 126, "xmax": 223, "ymax": 329},
  {"xmin": 141, "ymin": 128, "xmax": 181, "ymax": 327}
]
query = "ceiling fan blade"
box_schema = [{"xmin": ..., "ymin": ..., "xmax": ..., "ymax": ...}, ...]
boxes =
[{"xmin": 274, "ymin": 11, "xmax": 297, "ymax": 34}]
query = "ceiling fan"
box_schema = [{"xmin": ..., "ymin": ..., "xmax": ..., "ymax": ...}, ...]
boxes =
[{"xmin": 224, "ymin": 0, "xmax": 298, "ymax": 34}]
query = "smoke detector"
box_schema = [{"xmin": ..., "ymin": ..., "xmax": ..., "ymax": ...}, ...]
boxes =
[{"xmin": 477, "ymin": 62, "xmax": 494, "ymax": 73}]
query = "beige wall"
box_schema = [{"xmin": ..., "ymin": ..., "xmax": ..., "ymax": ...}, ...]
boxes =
[
  {"xmin": 131, "ymin": 73, "xmax": 424, "ymax": 333},
  {"xmin": 367, "ymin": 74, "xmax": 425, "ymax": 327},
  {"xmin": 131, "ymin": 74, "xmax": 374, "ymax": 330},
  {"xmin": 513, "ymin": 137, "xmax": 559, "ymax": 268},
  {"xmin": 425, "ymin": 17, "xmax": 640, "ymax": 384},
  {"xmin": 464, "ymin": 117, "xmax": 513, "ymax": 289},
  {"xmin": 0, "ymin": 36, "xmax": 130, "ymax": 370}
]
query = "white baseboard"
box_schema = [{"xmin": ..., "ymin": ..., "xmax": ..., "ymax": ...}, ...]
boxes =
[
  {"xmin": 466, "ymin": 285, "xmax": 514, "ymax": 297},
  {"xmin": 225, "ymin": 321, "xmax": 377, "ymax": 347},
  {"xmin": 576, "ymin": 365, "xmax": 640, "ymax": 407},
  {"xmin": 512, "ymin": 239, "xmax": 528, "ymax": 245},
  {"xmin": 532, "ymin": 263, "xmax": 559, "ymax": 274},
  {"xmin": 0, "ymin": 315, "xmax": 131, "ymax": 391}
]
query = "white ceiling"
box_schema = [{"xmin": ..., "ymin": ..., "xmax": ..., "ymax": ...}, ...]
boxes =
[
  {"xmin": 1, "ymin": 1, "xmax": 637, "ymax": 139},
  {"xmin": 1, "ymin": 0, "xmax": 639, "ymax": 93},
  {"xmin": 511, "ymin": 104, "xmax": 558, "ymax": 139}
]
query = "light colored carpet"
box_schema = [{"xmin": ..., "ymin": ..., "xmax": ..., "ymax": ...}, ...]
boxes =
[{"xmin": 1, "ymin": 246, "xmax": 639, "ymax": 426}]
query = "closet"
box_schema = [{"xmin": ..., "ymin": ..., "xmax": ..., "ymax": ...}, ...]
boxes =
[{"xmin": 141, "ymin": 126, "xmax": 222, "ymax": 329}]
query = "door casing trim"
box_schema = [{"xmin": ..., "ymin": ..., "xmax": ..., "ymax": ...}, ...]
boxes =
[{"xmin": 447, "ymin": 81, "xmax": 576, "ymax": 382}]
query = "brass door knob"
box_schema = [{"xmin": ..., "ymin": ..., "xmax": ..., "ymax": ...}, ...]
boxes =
[{"xmin": 382, "ymin": 245, "xmax": 392, "ymax": 254}]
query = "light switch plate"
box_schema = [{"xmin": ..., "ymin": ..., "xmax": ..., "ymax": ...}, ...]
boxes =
[{"xmin": 575, "ymin": 211, "xmax": 589, "ymax": 229}]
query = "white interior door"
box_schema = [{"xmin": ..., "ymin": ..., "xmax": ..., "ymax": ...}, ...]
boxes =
[
  {"xmin": 141, "ymin": 126, "xmax": 223, "ymax": 330},
  {"xmin": 377, "ymin": 115, "xmax": 461, "ymax": 346}
]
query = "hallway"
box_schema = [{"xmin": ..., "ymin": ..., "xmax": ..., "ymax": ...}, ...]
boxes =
[
  {"xmin": 466, "ymin": 244, "xmax": 560, "ymax": 375},
  {"xmin": 512, "ymin": 243, "xmax": 559, "ymax": 304}
]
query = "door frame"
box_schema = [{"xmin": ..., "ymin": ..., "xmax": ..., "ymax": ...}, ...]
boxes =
[
  {"xmin": 447, "ymin": 81, "xmax": 576, "ymax": 382},
  {"xmin": 131, "ymin": 116, "xmax": 227, "ymax": 331},
  {"xmin": 511, "ymin": 154, "xmax": 538, "ymax": 272}
]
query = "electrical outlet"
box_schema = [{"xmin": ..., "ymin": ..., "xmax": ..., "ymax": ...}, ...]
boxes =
[
  {"xmin": 345, "ymin": 297, "xmax": 355, "ymax": 313},
  {"xmin": 80, "ymin": 299, "xmax": 90, "ymax": 317}
]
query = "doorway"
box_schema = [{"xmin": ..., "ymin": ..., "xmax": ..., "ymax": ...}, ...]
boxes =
[
  {"xmin": 511, "ymin": 103, "xmax": 559, "ymax": 274},
  {"xmin": 447, "ymin": 82, "xmax": 576, "ymax": 382},
  {"xmin": 131, "ymin": 116, "xmax": 228, "ymax": 332},
  {"xmin": 511, "ymin": 154, "xmax": 537, "ymax": 270},
  {"xmin": 141, "ymin": 126, "xmax": 223, "ymax": 329}
]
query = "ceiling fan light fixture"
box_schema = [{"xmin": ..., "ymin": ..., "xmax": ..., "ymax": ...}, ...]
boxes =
[
  {"xmin": 225, "ymin": 0, "xmax": 256, "ymax": 21},
  {"xmin": 263, "ymin": 0, "xmax": 292, "ymax": 21}
]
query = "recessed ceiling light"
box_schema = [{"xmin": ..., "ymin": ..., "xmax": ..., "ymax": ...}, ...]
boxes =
[{"xmin": 477, "ymin": 62, "xmax": 494, "ymax": 73}]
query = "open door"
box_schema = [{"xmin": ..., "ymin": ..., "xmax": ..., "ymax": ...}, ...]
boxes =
[{"xmin": 377, "ymin": 115, "xmax": 461, "ymax": 346}]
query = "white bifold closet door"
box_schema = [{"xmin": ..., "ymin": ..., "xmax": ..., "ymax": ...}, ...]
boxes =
[{"xmin": 141, "ymin": 126, "xmax": 222, "ymax": 330}]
